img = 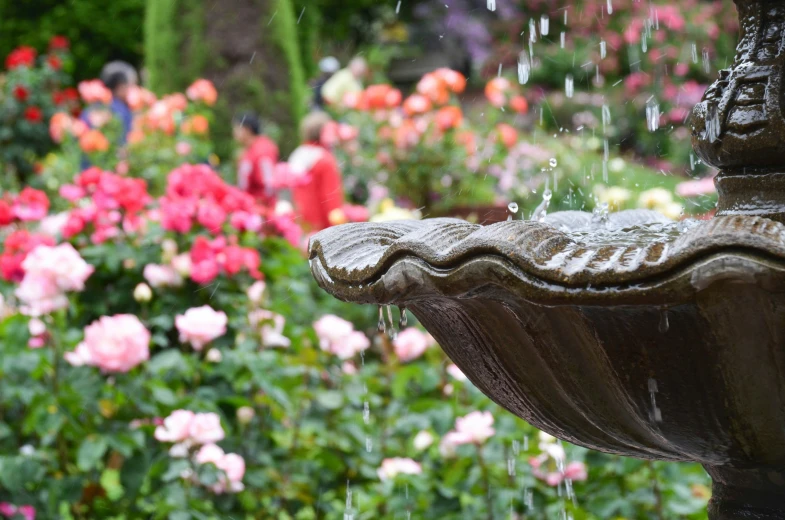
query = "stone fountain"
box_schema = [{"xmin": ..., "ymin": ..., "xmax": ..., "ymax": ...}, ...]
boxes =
[{"xmin": 309, "ymin": 1, "xmax": 785, "ymax": 517}]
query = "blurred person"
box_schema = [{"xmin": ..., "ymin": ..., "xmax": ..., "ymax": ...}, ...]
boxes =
[
  {"xmin": 312, "ymin": 56, "xmax": 340, "ymax": 110},
  {"xmin": 286, "ymin": 112, "xmax": 344, "ymax": 230},
  {"xmin": 321, "ymin": 57, "xmax": 369, "ymax": 106},
  {"xmin": 100, "ymin": 61, "xmax": 137, "ymax": 144},
  {"xmin": 234, "ymin": 112, "xmax": 279, "ymax": 205}
]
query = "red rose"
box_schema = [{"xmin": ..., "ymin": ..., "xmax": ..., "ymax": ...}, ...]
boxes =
[
  {"xmin": 12, "ymin": 187, "xmax": 50, "ymax": 221},
  {"xmin": 52, "ymin": 91, "xmax": 65, "ymax": 105},
  {"xmin": 0, "ymin": 200, "xmax": 14, "ymax": 226},
  {"xmin": 24, "ymin": 106, "xmax": 43, "ymax": 123},
  {"xmin": 5, "ymin": 46, "xmax": 36, "ymax": 69},
  {"xmin": 47, "ymin": 55, "xmax": 61, "ymax": 70},
  {"xmin": 63, "ymin": 87, "xmax": 79, "ymax": 101},
  {"xmin": 49, "ymin": 36, "xmax": 69, "ymax": 50},
  {"xmin": 13, "ymin": 85, "xmax": 29, "ymax": 102}
]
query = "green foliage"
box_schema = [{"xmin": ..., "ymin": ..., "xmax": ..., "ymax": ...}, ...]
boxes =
[{"xmin": 0, "ymin": 0, "xmax": 144, "ymax": 81}]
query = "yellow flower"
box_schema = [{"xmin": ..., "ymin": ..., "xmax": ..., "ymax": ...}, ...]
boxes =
[
  {"xmin": 659, "ymin": 202, "xmax": 684, "ymax": 220},
  {"xmin": 595, "ymin": 185, "xmax": 632, "ymax": 211},
  {"xmin": 638, "ymin": 188, "xmax": 673, "ymax": 210}
]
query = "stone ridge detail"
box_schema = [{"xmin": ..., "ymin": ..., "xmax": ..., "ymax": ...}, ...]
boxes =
[{"xmin": 309, "ymin": 216, "xmax": 785, "ymax": 292}]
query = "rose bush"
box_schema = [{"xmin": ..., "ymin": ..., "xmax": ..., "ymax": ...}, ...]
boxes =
[
  {"xmin": 0, "ymin": 155, "xmax": 712, "ymax": 518},
  {"xmin": 0, "ymin": 37, "xmax": 76, "ymax": 186}
]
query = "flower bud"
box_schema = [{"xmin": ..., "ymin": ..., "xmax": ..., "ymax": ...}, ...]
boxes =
[
  {"xmin": 133, "ymin": 283, "xmax": 152, "ymax": 302},
  {"xmin": 161, "ymin": 238, "xmax": 178, "ymax": 262},
  {"xmin": 205, "ymin": 348, "xmax": 222, "ymax": 363},
  {"xmin": 236, "ymin": 406, "xmax": 255, "ymax": 425}
]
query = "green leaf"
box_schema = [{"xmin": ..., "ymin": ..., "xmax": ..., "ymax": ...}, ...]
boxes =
[
  {"xmin": 151, "ymin": 385, "xmax": 178, "ymax": 406},
  {"xmin": 77, "ymin": 436, "xmax": 108, "ymax": 471},
  {"xmin": 316, "ymin": 390, "xmax": 344, "ymax": 410}
]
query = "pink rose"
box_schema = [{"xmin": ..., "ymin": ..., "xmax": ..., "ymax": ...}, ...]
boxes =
[
  {"xmin": 217, "ymin": 453, "xmax": 246, "ymax": 485},
  {"xmin": 246, "ymin": 281, "xmax": 266, "ymax": 304},
  {"xmin": 195, "ymin": 443, "xmax": 225, "ymax": 465},
  {"xmin": 230, "ymin": 211, "xmax": 263, "ymax": 233},
  {"xmin": 143, "ymin": 264, "xmax": 183, "ymax": 288},
  {"xmin": 188, "ymin": 412, "xmax": 225, "ymax": 444},
  {"xmin": 65, "ymin": 315, "xmax": 150, "ymax": 373},
  {"xmin": 154, "ymin": 410, "xmax": 195, "ymax": 442},
  {"xmin": 313, "ymin": 315, "xmax": 354, "ymax": 346},
  {"xmin": 175, "ymin": 141, "xmax": 192, "ymax": 156},
  {"xmin": 330, "ymin": 331, "xmax": 370, "ymax": 360},
  {"xmin": 313, "ymin": 315, "xmax": 369, "ymax": 359},
  {"xmin": 446, "ymin": 363, "xmax": 467, "ymax": 381},
  {"xmin": 455, "ymin": 411, "xmax": 495, "ymax": 444},
  {"xmin": 377, "ymin": 457, "xmax": 422, "ymax": 481},
  {"xmin": 176, "ymin": 305, "xmax": 227, "ymax": 350},
  {"xmin": 15, "ymin": 275, "xmax": 68, "ymax": 316},
  {"xmin": 59, "ymin": 184, "xmax": 86, "ymax": 202},
  {"xmin": 564, "ymin": 461, "xmax": 588, "ymax": 481},
  {"xmin": 393, "ymin": 328, "xmax": 429, "ymax": 362},
  {"xmin": 21, "ymin": 243, "xmax": 93, "ymax": 292}
]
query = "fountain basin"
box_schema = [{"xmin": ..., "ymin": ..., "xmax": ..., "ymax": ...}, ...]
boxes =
[{"xmin": 309, "ymin": 215, "xmax": 785, "ymax": 518}]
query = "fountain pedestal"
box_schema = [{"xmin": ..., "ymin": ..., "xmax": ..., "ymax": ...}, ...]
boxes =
[{"xmin": 309, "ymin": 1, "xmax": 785, "ymax": 517}]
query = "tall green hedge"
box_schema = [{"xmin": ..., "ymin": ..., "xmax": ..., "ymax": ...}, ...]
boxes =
[
  {"xmin": 0, "ymin": 0, "xmax": 145, "ymax": 80},
  {"xmin": 144, "ymin": 0, "xmax": 307, "ymax": 157}
]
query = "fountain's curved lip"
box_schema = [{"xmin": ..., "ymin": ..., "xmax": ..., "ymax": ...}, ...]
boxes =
[{"xmin": 308, "ymin": 215, "xmax": 785, "ymax": 306}]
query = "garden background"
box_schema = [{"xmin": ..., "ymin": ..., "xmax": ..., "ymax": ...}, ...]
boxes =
[{"xmin": 0, "ymin": 0, "xmax": 729, "ymax": 518}]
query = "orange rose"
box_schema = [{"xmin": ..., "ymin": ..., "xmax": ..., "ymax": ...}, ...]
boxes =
[
  {"xmin": 79, "ymin": 129, "xmax": 110, "ymax": 153},
  {"xmin": 435, "ymin": 105, "xmax": 463, "ymax": 131},
  {"xmin": 496, "ymin": 123, "xmax": 518, "ymax": 148},
  {"xmin": 434, "ymin": 68, "xmax": 467, "ymax": 94},
  {"xmin": 510, "ymin": 95, "xmax": 529, "ymax": 114},
  {"xmin": 485, "ymin": 77, "xmax": 513, "ymax": 107},
  {"xmin": 416, "ymin": 72, "xmax": 450, "ymax": 105},
  {"xmin": 49, "ymin": 112, "xmax": 71, "ymax": 143},
  {"xmin": 185, "ymin": 79, "xmax": 218, "ymax": 106},
  {"xmin": 403, "ymin": 94, "xmax": 432, "ymax": 116},
  {"xmin": 455, "ymin": 130, "xmax": 477, "ymax": 155},
  {"xmin": 182, "ymin": 114, "xmax": 209, "ymax": 135}
]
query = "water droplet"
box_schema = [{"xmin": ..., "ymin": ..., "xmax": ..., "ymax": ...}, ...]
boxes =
[
  {"xmin": 524, "ymin": 488, "xmax": 534, "ymax": 509},
  {"xmin": 705, "ymin": 102, "xmax": 720, "ymax": 143},
  {"xmin": 658, "ymin": 309, "xmax": 669, "ymax": 333},
  {"xmin": 363, "ymin": 401, "xmax": 370, "ymax": 424},
  {"xmin": 602, "ymin": 104, "xmax": 611, "ymax": 131},
  {"xmin": 549, "ymin": 158, "xmax": 558, "ymax": 168},
  {"xmin": 530, "ymin": 190, "xmax": 552, "ymax": 222},
  {"xmin": 378, "ymin": 306, "xmax": 385, "ymax": 333},
  {"xmin": 517, "ymin": 52, "xmax": 531, "ymax": 84},
  {"xmin": 508, "ymin": 202, "xmax": 519, "ymax": 214},
  {"xmin": 529, "ymin": 19, "xmax": 537, "ymax": 42},
  {"xmin": 560, "ymin": 31, "xmax": 566, "ymax": 48},
  {"xmin": 486, "ymin": 0, "xmax": 496, "ymax": 11},
  {"xmin": 565, "ymin": 74, "xmax": 574, "ymax": 98},
  {"xmin": 646, "ymin": 99, "xmax": 660, "ymax": 132},
  {"xmin": 691, "ymin": 42, "xmax": 698, "ymax": 63},
  {"xmin": 507, "ymin": 457, "xmax": 516, "ymax": 476},
  {"xmin": 399, "ymin": 306, "xmax": 408, "ymax": 328},
  {"xmin": 702, "ymin": 48, "xmax": 711, "ymax": 74},
  {"xmin": 386, "ymin": 305, "xmax": 397, "ymax": 340},
  {"xmin": 365, "ymin": 435, "xmax": 373, "ymax": 452},
  {"xmin": 512, "ymin": 439, "xmax": 520, "ymax": 455},
  {"xmin": 540, "ymin": 14, "xmax": 550, "ymax": 36},
  {"xmin": 606, "ymin": 0, "xmax": 613, "ymax": 14},
  {"xmin": 641, "ymin": 35, "xmax": 648, "ymax": 53},
  {"xmin": 600, "ymin": 40, "xmax": 607, "ymax": 59}
]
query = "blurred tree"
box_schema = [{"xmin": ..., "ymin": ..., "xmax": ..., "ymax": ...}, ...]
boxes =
[
  {"xmin": 0, "ymin": 0, "xmax": 145, "ymax": 81},
  {"xmin": 144, "ymin": 0, "xmax": 306, "ymax": 157}
]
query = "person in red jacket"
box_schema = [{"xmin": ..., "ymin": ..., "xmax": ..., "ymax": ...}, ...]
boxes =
[
  {"xmin": 233, "ymin": 113, "xmax": 279, "ymax": 206},
  {"xmin": 285, "ymin": 112, "xmax": 345, "ymax": 231}
]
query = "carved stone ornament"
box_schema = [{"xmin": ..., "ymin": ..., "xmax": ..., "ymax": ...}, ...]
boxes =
[{"xmin": 311, "ymin": 1, "xmax": 785, "ymax": 517}]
